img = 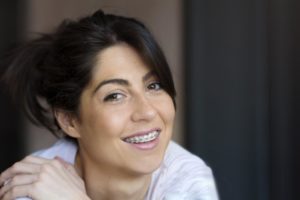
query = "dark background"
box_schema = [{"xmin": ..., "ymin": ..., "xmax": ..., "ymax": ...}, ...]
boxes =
[
  {"xmin": 1, "ymin": 0, "xmax": 299, "ymax": 199},
  {"xmin": 0, "ymin": 0, "xmax": 25, "ymax": 172},
  {"xmin": 185, "ymin": 0, "xmax": 299, "ymax": 200}
]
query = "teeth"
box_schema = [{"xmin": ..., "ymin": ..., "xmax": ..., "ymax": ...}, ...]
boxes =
[{"xmin": 124, "ymin": 131, "xmax": 159, "ymax": 144}]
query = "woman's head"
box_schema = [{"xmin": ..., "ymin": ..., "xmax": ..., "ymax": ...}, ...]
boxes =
[
  {"xmin": 3, "ymin": 9, "xmax": 176, "ymax": 137},
  {"xmin": 61, "ymin": 43, "xmax": 176, "ymax": 175}
]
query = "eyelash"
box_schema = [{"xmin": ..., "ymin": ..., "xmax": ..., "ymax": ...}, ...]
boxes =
[
  {"xmin": 103, "ymin": 82, "xmax": 162, "ymax": 102},
  {"xmin": 103, "ymin": 93, "xmax": 124, "ymax": 102},
  {"xmin": 147, "ymin": 82, "xmax": 162, "ymax": 91}
]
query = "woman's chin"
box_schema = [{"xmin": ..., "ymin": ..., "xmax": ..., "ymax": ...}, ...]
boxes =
[{"xmin": 130, "ymin": 154, "xmax": 164, "ymax": 176}]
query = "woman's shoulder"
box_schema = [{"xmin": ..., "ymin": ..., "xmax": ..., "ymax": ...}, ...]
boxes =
[
  {"xmin": 165, "ymin": 141, "xmax": 208, "ymax": 167},
  {"xmin": 162, "ymin": 141, "xmax": 213, "ymax": 177},
  {"xmin": 148, "ymin": 141, "xmax": 219, "ymax": 199},
  {"xmin": 32, "ymin": 137, "xmax": 77, "ymax": 164}
]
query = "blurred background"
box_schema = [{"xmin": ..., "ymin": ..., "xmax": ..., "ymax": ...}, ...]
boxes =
[{"xmin": 0, "ymin": 0, "xmax": 299, "ymax": 200}]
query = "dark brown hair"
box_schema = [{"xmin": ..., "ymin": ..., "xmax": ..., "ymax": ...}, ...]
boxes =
[{"xmin": 2, "ymin": 9, "xmax": 176, "ymax": 137}]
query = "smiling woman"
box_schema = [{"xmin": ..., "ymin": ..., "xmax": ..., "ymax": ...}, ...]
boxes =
[{"xmin": 0, "ymin": 10, "xmax": 218, "ymax": 200}]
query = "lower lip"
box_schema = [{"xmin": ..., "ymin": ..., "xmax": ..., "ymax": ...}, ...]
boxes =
[{"xmin": 126, "ymin": 135, "xmax": 160, "ymax": 150}]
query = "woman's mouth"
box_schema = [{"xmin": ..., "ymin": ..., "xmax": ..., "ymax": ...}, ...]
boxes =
[{"xmin": 123, "ymin": 130, "xmax": 160, "ymax": 144}]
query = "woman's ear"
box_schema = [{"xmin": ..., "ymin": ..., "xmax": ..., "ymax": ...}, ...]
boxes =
[{"xmin": 54, "ymin": 109, "xmax": 81, "ymax": 138}]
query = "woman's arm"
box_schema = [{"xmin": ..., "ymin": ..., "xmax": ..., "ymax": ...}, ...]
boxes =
[{"xmin": 0, "ymin": 156, "xmax": 90, "ymax": 200}]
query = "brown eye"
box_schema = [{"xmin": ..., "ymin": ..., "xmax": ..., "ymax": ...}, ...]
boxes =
[
  {"xmin": 147, "ymin": 82, "xmax": 162, "ymax": 91},
  {"xmin": 103, "ymin": 93, "xmax": 124, "ymax": 102}
]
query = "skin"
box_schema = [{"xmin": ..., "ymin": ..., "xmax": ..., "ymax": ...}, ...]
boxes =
[
  {"xmin": 0, "ymin": 43, "xmax": 175, "ymax": 200},
  {"xmin": 0, "ymin": 156, "xmax": 89, "ymax": 200}
]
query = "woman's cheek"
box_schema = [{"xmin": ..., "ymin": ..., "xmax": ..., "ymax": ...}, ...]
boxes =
[
  {"xmin": 98, "ymin": 110, "xmax": 129, "ymax": 137},
  {"xmin": 157, "ymin": 95, "xmax": 175, "ymax": 121}
]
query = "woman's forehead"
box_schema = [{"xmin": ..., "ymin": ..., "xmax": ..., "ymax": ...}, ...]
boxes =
[{"xmin": 92, "ymin": 44, "xmax": 153, "ymax": 78}]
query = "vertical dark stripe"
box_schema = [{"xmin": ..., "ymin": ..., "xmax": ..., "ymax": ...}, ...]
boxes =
[
  {"xmin": 0, "ymin": 0, "xmax": 25, "ymax": 171},
  {"xmin": 254, "ymin": 0, "xmax": 270, "ymax": 199},
  {"xmin": 185, "ymin": 0, "xmax": 263, "ymax": 199},
  {"xmin": 184, "ymin": 0, "xmax": 299, "ymax": 199}
]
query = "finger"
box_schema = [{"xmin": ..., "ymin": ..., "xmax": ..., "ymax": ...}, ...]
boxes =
[
  {"xmin": 0, "ymin": 162, "xmax": 40, "ymax": 186},
  {"xmin": 1, "ymin": 184, "xmax": 33, "ymax": 200},
  {"xmin": 56, "ymin": 158, "xmax": 79, "ymax": 178},
  {"xmin": 54, "ymin": 156, "xmax": 70, "ymax": 169},
  {"xmin": 53, "ymin": 157, "xmax": 78, "ymax": 176},
  {"xmin": 0, "ymin": 156, "xmax": 53, "ymax": 186},
  {"xmin": 53, "ymin": 157, "xmax": 83, "ymax": 187},
  {"xmin": 22, "ymin": 155, "xmax": 54, "ymax": 165},
  {"xmin": 63, "ymin": 164, "xmax": 81, "ymax": 185},
  {"xmin": 51, "ymin": 158, "xmax": 80, "ymax": 186},
  {"xmin": 66, "ymin": 164, "xmax": 78, "ymax": 176},
  {"xmin": 0, "ymin": 174, "xmax": 38, "ymax": 197}
]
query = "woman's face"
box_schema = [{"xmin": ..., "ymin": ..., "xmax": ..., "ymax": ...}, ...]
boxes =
[{"xmin": 73, "ymin": 43, "xmax": 175, "ymax": 176}]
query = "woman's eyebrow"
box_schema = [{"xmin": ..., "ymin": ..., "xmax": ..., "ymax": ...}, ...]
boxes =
[
  {"xmin": 93, "ymin": 79, "xmax": 129, "ymax": 95},
  {"xmin": 92, "ymin": 70, "xmax": 156, "ymax": 95}
]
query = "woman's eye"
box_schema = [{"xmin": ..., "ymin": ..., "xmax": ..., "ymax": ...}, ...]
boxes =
[
  {"xmin": 103, "ymin": 93, "xmax": 124, "ymax": 102},
  {"xmin": 148, "ymin": 82, "xmax": 162, "ymax": 91}
]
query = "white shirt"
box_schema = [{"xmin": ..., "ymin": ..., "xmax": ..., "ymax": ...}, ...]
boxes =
[{"xmin": 17, "ymin": 138, "xmax": 219, "ymax": 200}]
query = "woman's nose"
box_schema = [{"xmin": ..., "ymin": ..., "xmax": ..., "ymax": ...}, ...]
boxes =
[{"xmin": 131, "ymin": 95, "xmax": 157, "ymax": 122}]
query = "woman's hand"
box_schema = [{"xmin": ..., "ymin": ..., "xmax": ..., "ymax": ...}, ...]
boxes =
[{"xmin": 0, "ymin": 156, "xmax": 90, "ymax": 200}]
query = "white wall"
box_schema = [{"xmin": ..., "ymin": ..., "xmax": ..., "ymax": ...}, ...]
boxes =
[{"xmin": 25, "ymin": 0, "xmax": 184, "ymax": 153}]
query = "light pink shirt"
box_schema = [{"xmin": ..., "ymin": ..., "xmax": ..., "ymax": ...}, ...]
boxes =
[{"xmin": 17, "ymin": 138, "xmax": 219, "ymax": 200}]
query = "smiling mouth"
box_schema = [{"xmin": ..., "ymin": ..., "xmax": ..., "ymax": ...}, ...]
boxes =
[{"xmin": 123, "ymin": 130, "xmax": 160, "ymax": 144}]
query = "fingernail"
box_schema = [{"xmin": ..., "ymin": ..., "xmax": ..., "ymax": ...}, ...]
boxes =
[{"xmin": 54, "ymin": 156, "xmax": 68, "ymax": 167}]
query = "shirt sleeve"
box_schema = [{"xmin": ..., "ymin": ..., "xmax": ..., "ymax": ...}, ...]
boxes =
[
  {"xmin": 162, "ymin": 142, "xmax": 219, "ymax": 200},
  {"xmin": 166, "ymin": 163, "xmax": 219, "ymax": 200}
]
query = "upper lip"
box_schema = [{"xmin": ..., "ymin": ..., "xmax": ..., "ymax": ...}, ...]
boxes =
[{"xmin": 121, "ymin": 128, "xmax": 161, "ymax": 140}]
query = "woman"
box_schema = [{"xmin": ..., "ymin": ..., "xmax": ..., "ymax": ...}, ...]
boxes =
[{"xmin": 0, "ymin": 10, "xmax": 218, "ymax": 200}]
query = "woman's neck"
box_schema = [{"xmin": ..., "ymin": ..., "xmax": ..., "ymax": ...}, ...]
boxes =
[{"xmin": 75, "ymin": 150, "xmax": 151, "ymax": 200}]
